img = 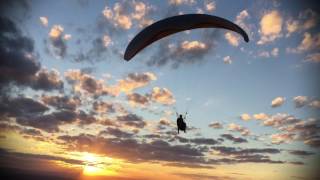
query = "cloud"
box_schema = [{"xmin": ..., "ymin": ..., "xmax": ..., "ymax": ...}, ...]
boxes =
[
  {"xmin": 16, "ymin": 109, "xmax": 78, "ymax": 132},
  {"xmin": 288, "ymin": 150, "xmax": 315, "ymax": 157},
  {"xmin": 224, "ymin": 32, "xmax": 240, "ymax": 46},
  {"xmin": 208, "ymin": 122, "xmax": 223, "ymax": 129},
  {"xmin": 92, "ymin": 101, "xmax": 115, "ymax": 113},
  {"xmin": 102, "ymin": 1, "xmax": 153, "ymax": 30},
  {"xmin": 0, "ymin": 96, "xmax": 49, "ymax": 118},
  {"xmin": 305, "ymin": 52, "xmax": 320, "ymax": 63},
  {"xmin": 287, "ymin": 32, "xmax": 320, "ymax": 53},
  {"xmin": 0, "ymin": 148, "xmax": 85, "ymax": 167},
  {"xmin": 253, "ymin": 113, "xmax": 269, "ymax": 121},
  {"xmin": 205, "ymin": 1, "xmax": 216, "ymax": 12},
  {"xmin": 235, "ymin": 9, "xmax": 252, "ymax": 40},
  {"xmin": 58, "ymin": 134, "xmax": 208, "ymax": 165},
  {"xmin": 0, "ymin": 16, "xmax": 62, "ymax": 94},
  {"xmin": 271, "ymin": 48, "xmax": 279, "ymax": 57},
  {"xmin": 168, "ymin": 0, "xmax": 195, "ymax": 6},
  {"xmin": 116, "ymin": 113, "xmax": 146, "ymax": 128},
  {"xmin": 63, "ymin": 34, "xmax": 72, "ymax": 41},
  {"xmin": 223, "ymin": 56, "xmax": 232, "ymax": 64},
  {"xmin": 31, "ymin": 69, "xmax": 64, "ymax": 91},
  {"xmin": 127, "ymin": 93, "xmax": 150, "ymax": 107},
  {"xmin": 39, "ymin": 16, "xmax": 48, "ymax": 27},
  {"xmin": 102, "ymin": 34, "xmax": 112, "ymax": 47},
  {"xmin": 113, "ymin": 72, "xmax": 157, "ymax": 95},
  {"xmin": 211, "ymin": 146, "xmax": 281, "ymax": 156},
  {"xmin": 257, "ymin": 10, "xmax": 283, "ymax": 44},
  {"xmin": 228, "ymin": 123, "xmax": 250, "ymax": 136},
  {"xmin": 271, "ymin": 96, "xmax": 285, "ymax": 107},
  {"xmin": 271, "ymin": 133, "xmax": 295, "ymax": 144},
  {"xmin": 221, "ymin": 134, "xmax": 248, "ymax": 143},
  {"xmin": 309, "ymin": 99, "xmax": 320, "ymax": 109},
  {"xmin": 240, "ymin": 113, "xmax": 251, "ymax": 121},
  {"xmin": 264, "ymin": 115, "xmax": 320, "ymax": 148},
  {"xmin": 41, "ymin": 95, "xmax": 81, "ymax": 111},
  {"xmin": 64, "ymin": 69, "xmax": 112, "ymax": 97},
  {"xmin": 286, "ymin": 9, "xmax": 319, "ymax": 37},
  {"xmin": 48, "ymin": 25, "xmax": 69, "ymax": 58},
  {"xmin": 263, "ymin": 113, "xmax": 300, "ymax": 127},
  {"xmin": 99, "ymin": 127, "xmax": 134, "ymax": 138},
  {"xmin": 146, "ymin": 30, "xmax": 218, "ymax": 68},
  {"xmin": 257, "ymin": 48, "xmax": 279, "ymax": 58},
  {"xmin": 293, "ymin": 96, "xmax": 308, "ymax": 108},
  {"xmin": 189, "ymin": 138, "xmax": 219, "ymax": 145},
  {"xmin": 149, "ymin": 87, "xmax": 175, "ymax": 105}
]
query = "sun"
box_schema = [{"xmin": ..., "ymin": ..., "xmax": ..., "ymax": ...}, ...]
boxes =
[{"xmin": 79, "ymin": 152, "xmax": 116, "ymax": 176}]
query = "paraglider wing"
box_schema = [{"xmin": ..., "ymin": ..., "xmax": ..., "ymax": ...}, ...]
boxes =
[{"xmin": 124, "ymin": 14, "xmax": 249, "ymax": 61}]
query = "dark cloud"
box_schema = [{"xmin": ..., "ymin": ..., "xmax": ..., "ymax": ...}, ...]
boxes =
[
  {"xmin": 31, "ymin": 69, "xmax": 63, "ymax": 91},
  {"xmin": 116, "ymin": 113, "xmax": 146, "ymax": 128},
  {"xmin": 127, "ymin": 93, "xmax": 149, "ymax": 106},
  {"xmin": 99, "ymin": 127, "xmax": 134, "ymax": 138},
  {"xmin": 49, "ymin": 36, "xmax": 67, "ymax": 58},
  {"xmin": 58, "ymin": 134, "xmax": 207, "ymax": 164},
  {"xmin": 0, "ymin": 16, "xmax": 63, "ymax": 95},
  {"xmin": 20, "ymin": 128, "xmax": 42, "ymax": 137},
  {"xmin": 220, "ymin": 134, "xmax": 248, "ymax": 143},
  {"xmin": 77, "ymin": 110, "xmax": 96, "ymax": 125},
  {"xmin": 174, "ymin": 173, "xmax": 233, "ymax": 180},
  {"xmin": 0, "ymin": 97, "xmax": 49, "ymax": 118},
  {"xmin": 164, "ymin": 162, "xmax": 214, "ymax": 169},
  {"xmin": 41, "ymin": 95, "xmax": 81, "ymax": 111},
  {"xmin": 189, "ymin": 138, "xmax": 219, "ymax": 145},
  {"xmin": 0, "ymin": 148, "xmax": 84, "ymax": 166},
  {"xmin": 0, "ymin": 16, "xmax": 39, "ymax": 93},
  {"xmin": 16, "ymin": 110, "xmax": 77, "ymax": 132},
  {"xmin": 211, "ymin": 146, "xmax": 281, "ymax": 156},
  {"xmin": 93, "ymin": 101, "xmax": 115, "ymax": 113},
  {"xmin": 288, "ymin": 150, "xmax": 315, "ymax": 156}
]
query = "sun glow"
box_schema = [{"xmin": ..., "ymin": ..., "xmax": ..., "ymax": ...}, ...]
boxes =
[{"xmin": 77, "ymin": 152, "xmax": 117, "ymax": 176}]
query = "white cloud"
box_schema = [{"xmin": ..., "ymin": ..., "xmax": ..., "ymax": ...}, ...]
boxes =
[
  {"xmin": 271, "ymin": 48, "xmax": 279, "ymax": 57},
  {"xmin": 293, "ymin": 96, "xmax": 308, "ymax": 108},
  {"xmin": 49, "ymin": 25, "xmax": 64, "ymax": 39},
  {"xmin": 63, "ymin": 34, "xmax": 72, "ymax": 41},
  {"xmin": 257, "ymin": 10, "xmax": 283, "ymax": 45},
  {"xmin": 103, "ymin": 34, "xmax": 112, "ymax": 47},
  {"xmin": 225, "ymin": 32, "xmax": 240, "ymax": 46},
  {"xmin": 181, "ymin": 41, "xmax": 207, "ymax": 50},
  {"xmin": 223, "ymin": 56, "xmax": 232, "ymax": 64},
  {"xmin": 240, "ymin": 113, "xmax": 251, "ymax": 121},
  {"xmin": 228, "ymin": 123, "xmax": 250, "ymax": 136},
  {"xmin": 205, "ymin": 1, "xmax": 216, "ymax": 12},
  {"xmin": 253, "ymin": 113, "xmax": 269, "ymax": 121},
  {"xmin": 271, "ymin": 97, "xmax": 285, "ymax": 107},
  {"xmin": 149, "ymin": 87, "xmax": 175, "ymax": 105},
  {"xmin": 39, "ymin": 16, "xmax": 48, "ymax": 27},
  {"xmin": 168, "ymin": 0, "xmax": 195, "ymax": 5},
  {"xmin": 102, "ymin": 2, "xmax": 153, "ymax": 30}
]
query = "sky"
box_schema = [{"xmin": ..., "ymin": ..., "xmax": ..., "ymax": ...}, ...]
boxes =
[{"xmin": 0, "ymin": 0, "xmax": 320, "ymax": 179}]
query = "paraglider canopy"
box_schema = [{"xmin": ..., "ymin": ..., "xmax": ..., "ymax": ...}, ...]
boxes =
[{"xmin": 124, "ymin": 14, "xmax": 249, "ymax": 61}]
